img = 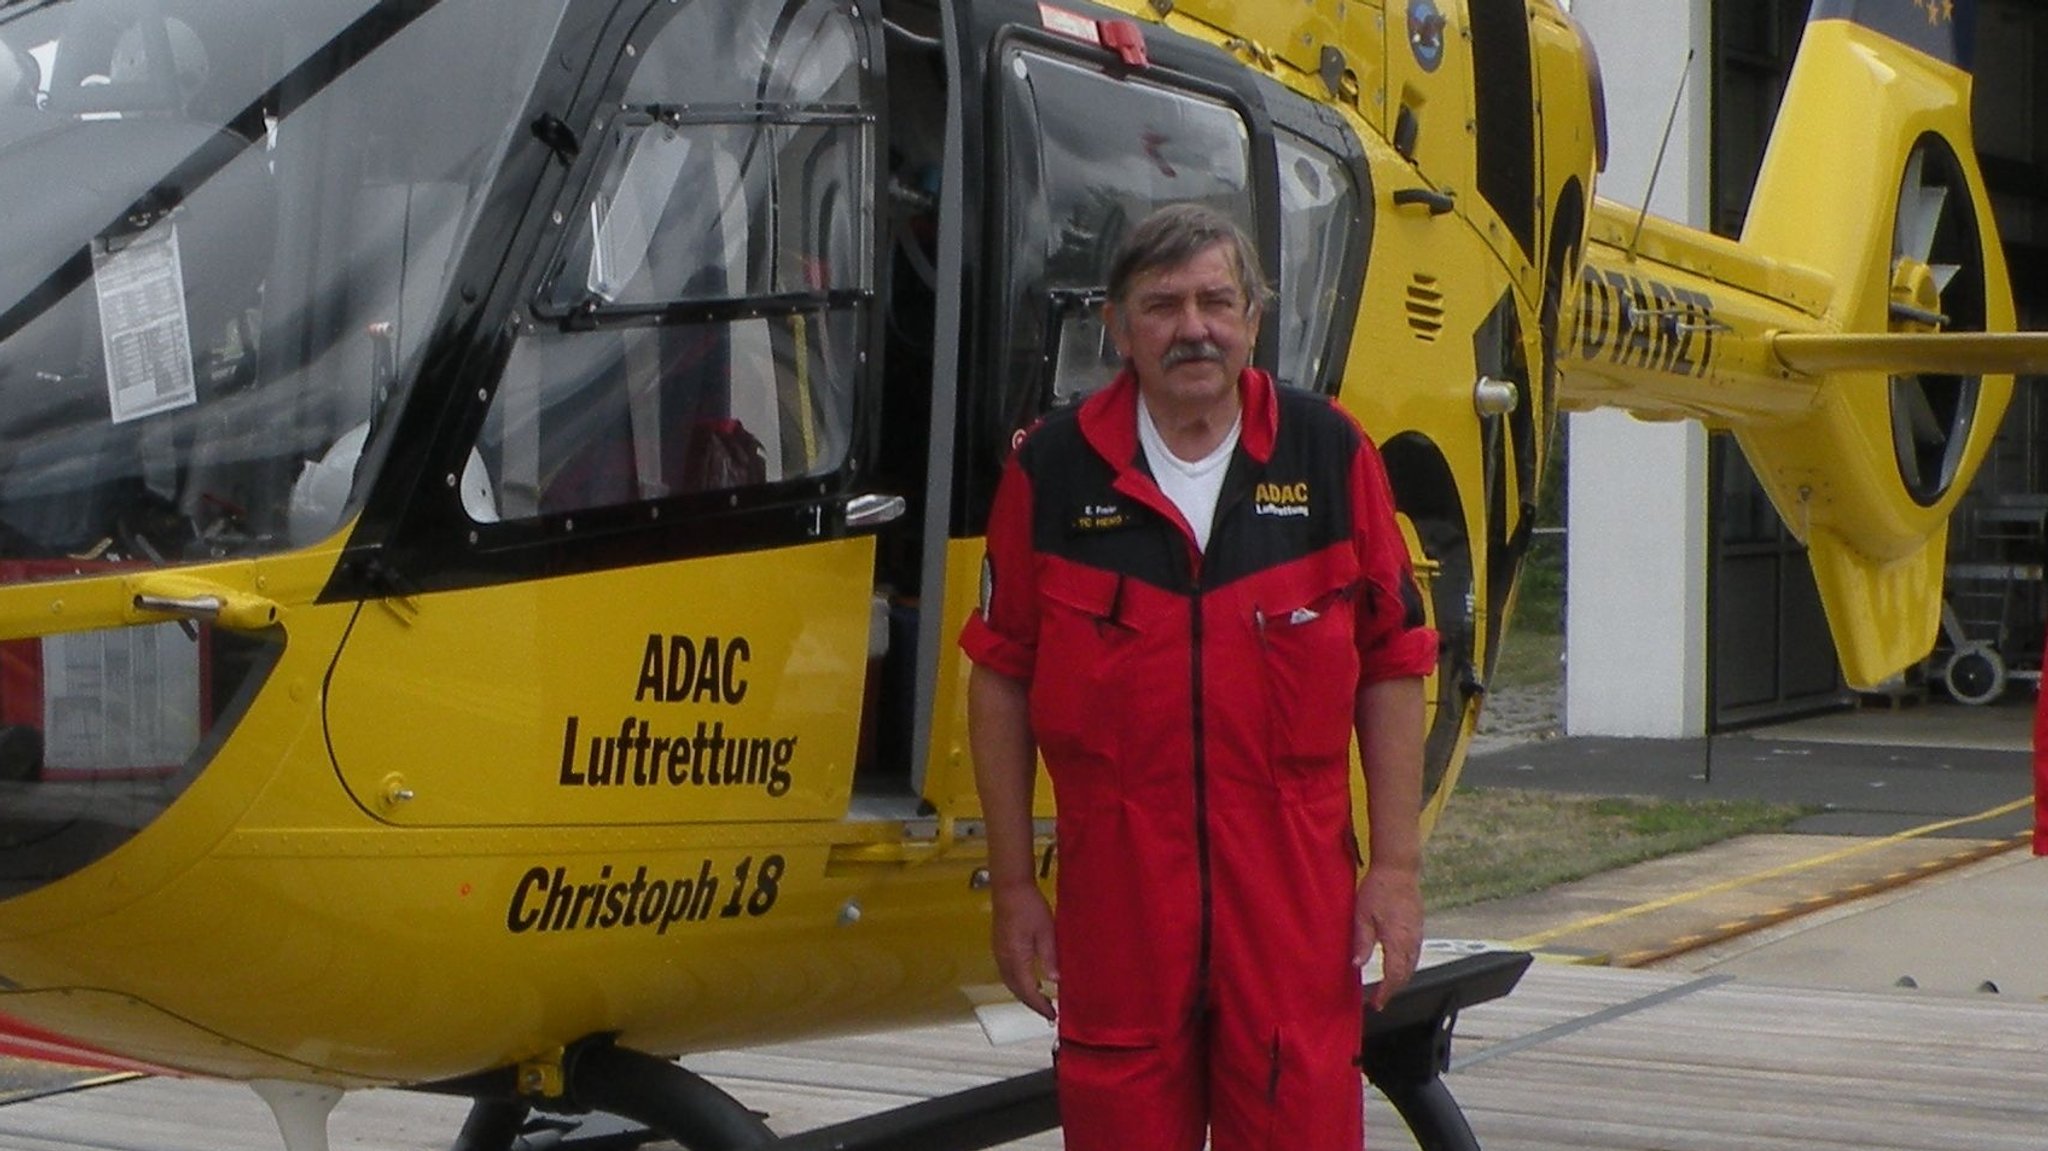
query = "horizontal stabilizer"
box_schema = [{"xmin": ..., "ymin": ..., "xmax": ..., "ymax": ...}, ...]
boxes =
[{"xmin": 1770, "ymin": 332, "xmax": 2048, "ymax": 378}]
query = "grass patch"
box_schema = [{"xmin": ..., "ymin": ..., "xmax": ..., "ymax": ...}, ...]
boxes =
[
  {"xmin": 1486, "ymin": 627, "xmax": 1561, "ymax": 693},
  {"xmin": 1493, "ymin": 528, "xmax": 1563, "ymax": 691},
  {"xmin": 1423, "ymin": 787, "xmax": 1811, "ymax": 911},
  {"xmin": 1511, "ymin": 528, "xmax": 1565, "ymax": 635}
]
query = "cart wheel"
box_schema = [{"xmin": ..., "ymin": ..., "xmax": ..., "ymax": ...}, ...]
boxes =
[{"xmin": 1944, "ymin": 644, "xmax": 2006, "ymax": 706}]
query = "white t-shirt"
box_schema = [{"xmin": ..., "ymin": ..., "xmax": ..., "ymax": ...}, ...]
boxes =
[{"xmin": 1137, "ymin": 395, "xmax": 1241, "ymax": 553}]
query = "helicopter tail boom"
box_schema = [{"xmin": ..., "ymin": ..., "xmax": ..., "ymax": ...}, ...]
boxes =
[{"xmin": 1559, "ymin": 2, "xmax": 2022, "ymax": 688}]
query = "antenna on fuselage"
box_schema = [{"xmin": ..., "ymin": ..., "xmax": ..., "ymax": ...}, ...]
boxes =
[{"xmin": 1627, "ymin": 48, "xmax": 1698, "ymax": 261}]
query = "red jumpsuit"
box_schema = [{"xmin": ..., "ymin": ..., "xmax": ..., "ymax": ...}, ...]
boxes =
[
  {"xmin": 961, "ymin": 369, "xmax": 1436, "ymax": 1150},
  {"xmin": 2033, "ymin": 662, "xmax": 2047, "ymax": 856}
]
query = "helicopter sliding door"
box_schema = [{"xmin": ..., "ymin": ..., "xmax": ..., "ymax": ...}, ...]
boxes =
[
  {"xmin": 948, "ymin": 4, "xmax": 1279, "ymax": 533},
  {"xmin": 915, "ymin": 1, "xmax": 1289, "ymax": 817},
  {"xmin": 322, "ymin": 0, "xmax": 892, "ymax": 828}
]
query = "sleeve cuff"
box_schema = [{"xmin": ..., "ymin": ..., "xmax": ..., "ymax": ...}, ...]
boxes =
[
  {"xmin": 959, "ymin": 613, "xmax": 1036, "ymax": 683},
  {"xmin": 1359, "ymin": 627, "xmax": 1439, "ymax": 684}
]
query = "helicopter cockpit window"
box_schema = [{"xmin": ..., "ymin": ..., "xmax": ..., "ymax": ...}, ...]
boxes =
[
  {"xmin": 993, "ymin": 48, "xmax": 1253, "ymax": 424},
  {"xmin": 0, "ymin": 0, "xmax": 567, "ymax": 894},
  {"xmin": 1275, "ymin": 126, "xmax": 1360, "ymax": 394},
  {"xmin": 546, "ymin": 113, "xmax": 870, "ymax": 312},
  {"xmin": 0, "ymin": 0, "xmax": 571, "ymax": 578},
  {"xmin": 480, "ymin": 0, "xmax": 871, "ymax": 518}
]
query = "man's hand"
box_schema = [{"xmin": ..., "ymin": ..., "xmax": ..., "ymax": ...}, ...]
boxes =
[
  {"xmin": 1354, "ymin": 866, "xmax": 1423, "ymax": 1011},
  {"xmin": 992, "ymin": 880, "xmax": 1059, "ymax": 1021}
]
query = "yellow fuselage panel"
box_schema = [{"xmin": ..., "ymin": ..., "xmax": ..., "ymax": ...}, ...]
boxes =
[
  {"xmin": 1528, "ymin": 0, "xmax": 1597, "ymax": 251},
  {"xmin": 324, "ymin": 542, "xmax": 873, "ymax": 826},
  {"xmin": 922, "ymin": 539, "xmax": 1058, "ymax": 820},
  {"xmin": 1564, "ymin": 218, "xmax": 1827, "ymax": 422},
  {"xmin": 1742, "ymin": 21, "xmax": 1988, "ymax": 333},
  {"xmin": 1562, "ymin": 21, "xmax": 2013, "ymax": 557},
  {"xmin": 1122, "ymin": 0, "xmax": 1387, "ymax": 127},
  {"xmin": 0, "ymin": 828, "xmax": 996, "ymax": 1082},
  {"xmin": 1552, "ymin": 18, "xmax": 2014, "ymax": 687},
  {"xmin": 1171, "ymin": 0, "xmax": 1353, "ymax": 76},
  {"xmin": 1737, "ymin": 20, "xmax": 2015, "ymax": 552},
  {"xmin": 0, "ymin": 602, "xmax": 357, "ymax": 944},
  {"xmin": 0, "ymin": 536, "xmax": 1015, "ymax": 1083}
]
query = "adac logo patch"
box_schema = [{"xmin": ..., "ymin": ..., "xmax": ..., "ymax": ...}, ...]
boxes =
[
  {"xmin": 1407, "ymin": 0, "xmax": 1447, "ymax": 73},
  {"xmin": 1070, "ymin": 502, "xmax": 1132, "ymax": 533},
  {"xmin": 1253, "ymin": 481, "xmax": 1312, "ymax": 519}
]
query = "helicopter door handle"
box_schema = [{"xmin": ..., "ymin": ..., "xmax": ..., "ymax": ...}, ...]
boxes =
[
  {"xmin": 845, "ymin": 493, "xmax": 908, "ymax": 529},
  {"xmin": 1393, "ymin": 187, "xmax": 1456, "ymax": 216},
  {"xmin": 127, "ymin": 573, "xmax": 282, "ymax": 631}
]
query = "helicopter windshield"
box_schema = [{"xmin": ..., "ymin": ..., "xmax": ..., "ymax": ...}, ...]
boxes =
[{"xmin": 0, "ymin": 0, "xmax": 569, "ymax": 581}]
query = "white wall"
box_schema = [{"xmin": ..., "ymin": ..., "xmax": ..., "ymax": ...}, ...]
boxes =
[{"xmin": 1561, "ymin": 0, "xmax": 1713, "ymax": 738}]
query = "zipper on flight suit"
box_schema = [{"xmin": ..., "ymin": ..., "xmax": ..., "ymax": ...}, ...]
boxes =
[
  {"xmin": 1188, "ymin": 549, "xmax": 1213, "ymax": 1006},
  {"xmin": 1187, "ymin": 465, "xmax": 1255, "ymax": 1013}
]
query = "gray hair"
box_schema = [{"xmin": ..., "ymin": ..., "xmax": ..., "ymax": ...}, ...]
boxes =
[{"xmin": 1105, "ymin": 203, "xmax": 1273, "ymax": 314}]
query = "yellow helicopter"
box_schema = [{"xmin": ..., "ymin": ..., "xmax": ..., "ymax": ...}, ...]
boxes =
[{"xmin": 0, "ymin": 0, "xmax": 2042, "ymax": 1148}]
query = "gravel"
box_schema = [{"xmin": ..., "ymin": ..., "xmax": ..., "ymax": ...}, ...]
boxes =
[{"xmin": 1469, "ymin": 681, "xmax": 1563, "ymax": 757}]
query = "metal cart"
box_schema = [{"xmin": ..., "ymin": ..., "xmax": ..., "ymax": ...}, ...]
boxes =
[{"xmin": 1938, "ymin": 498, "xmax": 2048, "ymax": 705}]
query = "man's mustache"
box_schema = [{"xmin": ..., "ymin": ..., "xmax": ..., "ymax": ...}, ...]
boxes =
[{"xmin": 1161, "ymin": 341, "xmax": 1225, "ymax": 369}]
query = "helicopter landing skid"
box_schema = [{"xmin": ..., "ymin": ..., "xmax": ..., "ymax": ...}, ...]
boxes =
[
  {"xmin": 1361, "ymin": 948, "xmax": 1535, "ymax": 1151},
  {"xmin": 444, "ymin": 949, "xmax": 1531, "ymax": 1151}
]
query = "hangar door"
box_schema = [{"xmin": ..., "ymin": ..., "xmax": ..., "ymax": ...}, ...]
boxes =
[{"xmin": 1707, "ymin": 0, "xmax": 1848, "ymax": 726}]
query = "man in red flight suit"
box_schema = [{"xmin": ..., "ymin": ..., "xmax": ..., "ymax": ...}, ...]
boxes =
[
  {"xmin": 960, "ymin": 203, "xmax": 1437, "ymax": 1150},
  {"xmin": 2033, "ymin": 667, "xmax": 2047, "ymax": 855}
]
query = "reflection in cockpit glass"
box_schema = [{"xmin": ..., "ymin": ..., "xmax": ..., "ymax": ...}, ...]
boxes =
[
  {"xmin": 0, "ymin": 0, "xmax": 567, "ymax": 897},
  {"xmin": 0, "ymin": 617, "xmax": 280, "ymax": 900},
  {"xmin": 0, "ymin": 0, "xmax": 568, "ymax": 571}
]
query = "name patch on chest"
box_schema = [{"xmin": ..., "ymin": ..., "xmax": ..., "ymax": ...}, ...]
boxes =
[
  {"xmin": 1069, "ymin": 502, "xmax": 1134, "ymax": 533},
  {"xmin": 1253, "ymin": 481, "xmax": 1312, "ymax": 518}
]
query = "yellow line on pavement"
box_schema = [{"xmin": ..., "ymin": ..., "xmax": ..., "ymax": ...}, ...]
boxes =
[
  {"xmin": 1607, "ymin": 834, "xmax": 2029, "ymax": 967},
  {"xmin": 1508, "ymin": 796, "xmax": 2034, "ymax": 950}
]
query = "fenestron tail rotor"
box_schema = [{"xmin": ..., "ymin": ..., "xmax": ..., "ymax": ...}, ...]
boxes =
[
  {"xmin": 1558, "ymin": 8, "xmax": 2048, "ymax": 688},
  {"xmin": 1887, "ymin": 135, "xmax": 1986, "ymax": 507}
]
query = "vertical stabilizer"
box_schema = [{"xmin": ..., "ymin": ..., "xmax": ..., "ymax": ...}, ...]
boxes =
[{"xmin": 1724, "ymin": 0, "xmax": 2013, "ymax": 686}]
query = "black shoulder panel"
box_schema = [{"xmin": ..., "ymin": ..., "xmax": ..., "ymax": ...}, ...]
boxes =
[
  {"xmin": 1199, "ymin": 388, "xmax": 1358, "ymax": 590},
  {"xmin": 1017, "ymin": 410, "xmax": 1189, "ymax": 590}
]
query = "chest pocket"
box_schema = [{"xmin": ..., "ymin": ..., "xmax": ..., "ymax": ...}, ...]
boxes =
[
  {"xmin": 1027, "ymin": 564, "xmax": 1141, "ymax": 777},
  {"xmin": 1256, "ymin": 579, "xmax": 1361, "ymax": 778}
]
